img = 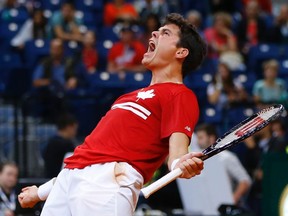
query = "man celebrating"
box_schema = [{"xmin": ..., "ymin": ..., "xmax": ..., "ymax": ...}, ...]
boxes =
[{"xmin": 18, "ymin": 13, "xmax": 207, "ymax": 216}]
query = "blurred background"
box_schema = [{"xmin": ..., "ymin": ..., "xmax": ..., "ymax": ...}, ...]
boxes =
[{"xmin": 0, "ymin": 0, "xmax": 287, "ymax": 215}]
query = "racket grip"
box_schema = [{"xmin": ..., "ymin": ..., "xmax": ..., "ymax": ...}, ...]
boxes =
[{"xmin": 141, "ymin": 168, "xmax": 183, "ymax": 199}]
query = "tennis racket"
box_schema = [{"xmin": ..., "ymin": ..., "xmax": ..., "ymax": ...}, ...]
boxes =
[{"xmin": 141, "ymin": 104, "xmax": 285, "ymax": 198}]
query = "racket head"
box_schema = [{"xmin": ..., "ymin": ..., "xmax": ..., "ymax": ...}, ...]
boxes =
[{"xmin": 201, "ymin": 104, "xmax": 285, "ymax": 160}]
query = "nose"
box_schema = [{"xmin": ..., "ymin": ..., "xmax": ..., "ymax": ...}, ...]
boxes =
[{"xmin": 151, "ymin": 31, "xmax": 159, "ymax": 38}]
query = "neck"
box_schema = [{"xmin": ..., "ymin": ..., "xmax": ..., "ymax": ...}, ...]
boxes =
[{"xmin": 149, "ymin": 64, "xmax": 183, "ymax": 85}]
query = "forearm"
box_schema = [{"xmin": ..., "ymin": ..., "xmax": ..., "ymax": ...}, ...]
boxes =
[
  {"xmin": 33, "ymin": 79, "xmax": 50, "ymax": 87},
  {"xmin": 168, "ymin": 133, "xmax": 189, "ymax": 170},
  {"xmin": 233, "ymin": 181, "xmax": 250, "ymax": 204}
]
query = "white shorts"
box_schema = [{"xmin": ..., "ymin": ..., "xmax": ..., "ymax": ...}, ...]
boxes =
[{"xmin": 41, "ymin": 162, "xmax": 144, "ymax": 216}]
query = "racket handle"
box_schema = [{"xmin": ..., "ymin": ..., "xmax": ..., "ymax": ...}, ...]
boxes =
[{"xmin": 141, "ymin": 168, "xmax": 182, "ymax": 198}]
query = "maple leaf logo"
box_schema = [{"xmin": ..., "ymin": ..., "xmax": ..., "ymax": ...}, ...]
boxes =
[{"xmin": 136, "ymin": 89, "xmax": 155, "ymax": 101}]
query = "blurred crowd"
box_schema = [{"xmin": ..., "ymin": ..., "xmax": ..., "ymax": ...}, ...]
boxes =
[{"xmin": 0, "ymin": 0, "xmax": 288, "ymax": 215}]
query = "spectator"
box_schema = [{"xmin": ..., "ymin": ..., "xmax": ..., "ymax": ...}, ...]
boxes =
[
  {"xmin": 186, "ymin": 10, "xmax": 203, "ymax": 31},
  {"xmin": 33, "ymin": 38, "xmax": 77, "ymax": 91},
  {"xmin": 32, "ymin": 38, "xmax": 77, "ymax": 122},
  {"xmin": 195, "ymin": 123, "xmax": 251, "ymax": 206},
  {"xmin": 270, "ymin": 119, "xmax": 288, "ymax": 152},
  {"xmin": 242, "ymin": 0, "xmax": 272, "ymax": 14},
  {"xmin": 207, "ymin": 62, "xmax": 249, "ymax": 109},
  {"xmin": 78, "ymin": 30, "xmax": 98, "ymax": 74},
  {"xmin": 0, "ymin": 161, "xmax": 19, "ymax": 216},
  {"xmin": 268, "ymin": 4, "xmax": 288, "ymax": 44},
  {"xmin": 11, "ymin": 9, "xmax": 48, "ymax": 49},
  {"xmin": 204, "ymin": 12, "xmax": 243, "ymax": 69},
  {"xmin": 49, "ymin": 2, "xmax": 83, "ymax": 42},
  {"xmin": 236, "ymin": 0, "xmax": 267, "ymax": 55},
  {"xmin": 134, "ymin": 0, "xmax": 169, "ymax": 22},
  {"xmin": 43, "ymin": 114, "xmax": 78, "ymax": 178},
  {"xmin": 243, "ymin": 123, "xmax": 286, "ymax": 215},
  {"xmin": 139, "ymin": 13, "xmax": 161, "ymax": 48},
  {"xmin": 104, "ymin": 0, "xmax": 139, "ymax": 26},
  {"xmin": 252, "ymin": 59, "xmax": 288, "ymax": 109},
  {"xmin": 82, "ymin": 31, "xmax": 98, "ymax": 74},
  {"xmin": 209, "ymin": 0, "xmax": 240, "ymax": 14},
  {"xmin": 107, "ymin": 23, "xmax": 146, "ymax": 74}
]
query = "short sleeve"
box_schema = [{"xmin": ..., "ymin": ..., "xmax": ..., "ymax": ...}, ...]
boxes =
[
  {"xmin": 33, "ymin": 65, "xmax": 44, "ymax": 81},
  {"xmin": 161, "ymin": 90, "xmax": 199, "ymax": 139},
  {"xmin": 252, "ymin": 80, "xmax": 261, "ymax": 97}
]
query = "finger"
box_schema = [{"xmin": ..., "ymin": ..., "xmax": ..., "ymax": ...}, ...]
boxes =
[
  {"xmin": 186, "ymin": 159, "xmax": 201, "ymax": 175},
  {"xmin": 180, "ymin": 160, "xmax": 197, "ymax": 177},
  {"xmin": 188, "ymin": 152, "xmax": 204, "ymax": 158},
  {"xmin": 191, "ymin": 157, "xmax": 204, "ymax": 169}
]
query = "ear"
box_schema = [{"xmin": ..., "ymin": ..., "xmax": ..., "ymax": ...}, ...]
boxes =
[{"xmin": 175, "ymin": 48, "xmax": 189, "ymax": 59}]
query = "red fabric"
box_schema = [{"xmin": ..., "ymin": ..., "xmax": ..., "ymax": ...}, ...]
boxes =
[
  {"xmin": 204, "ymin": 27, "xmax": 237, "ymax": 58},
  {"xmin": 104, "ymin": 2, "xmax": 138, "ymax": 26},
  {"xmin": 82, "ymin": 48, "xmax": 98, "ymax": 70},
  {"xmin": 64, "ymin": 83, "xmax": 199, "ymax": 183},
  {"xmin": 108, "ymin": 41, "xmax": 146, "ymax": 68},
  {"xmin": 247, "ymin": 20, "xmax": 258, "ymax": 45},
  {"xmin": 242, "ymin": 0, "xmax": 272, "ymax": 13}
]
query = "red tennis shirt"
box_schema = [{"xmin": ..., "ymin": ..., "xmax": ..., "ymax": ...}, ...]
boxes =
[{"xmin": 64, "ymin": 82, "xmax": 199, "ymax": 183}]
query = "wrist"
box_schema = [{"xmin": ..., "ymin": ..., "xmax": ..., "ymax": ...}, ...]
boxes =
[
  {"xmin": 37, "ymin": 178, "xmax": 56, "ymax": 201},
  {"xmin": 170, "ymin": 158, "xmax": 180, "ymax": 171}
]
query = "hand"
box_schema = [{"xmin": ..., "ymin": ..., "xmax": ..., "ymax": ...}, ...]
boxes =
[
  {"xmin": 18, "ymin": 185, "xmax": 41, "ymax": 208},
  {"xmin": 66, "ymin": 77, "xmax": 77, "ymax": 89},
  {"xmin": 176, "ymin": 152, "xmax": 204, "ymax": 179},
  {"xmin": 4, "ymin": 209, "xmax": 14, "ymax": 216}
]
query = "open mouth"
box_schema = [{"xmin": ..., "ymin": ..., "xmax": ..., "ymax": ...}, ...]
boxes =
[{"xmin": 147, "ymin": 40, "xmax": 156, "ymax": 53}]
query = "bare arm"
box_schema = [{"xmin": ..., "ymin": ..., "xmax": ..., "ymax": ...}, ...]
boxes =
[
  {"xmin": 54, "ymin": 25, "xmax": 83, "ymax": 42},
  {"xmin": 233, "ymin": 181, "xmax": 251, "ymax": 204},
  {"xmin": 33, "ymin": 78, "xmax": 50, "ymax": 87},
  {"xmin": 168, "ymin": 132, "xmax": 204, "ymax": 179}
]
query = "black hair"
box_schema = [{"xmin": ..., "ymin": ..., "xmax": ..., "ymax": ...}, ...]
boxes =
[
  {"xmin": 195, "ymin": 123, "xmax": 218, "ymax": 138},
  {"xmin": 56, "ymin": 113, "xmax": 77, "ymax": 130},
  {"xmin": 164, "ymin": 13, "xmax": 207, "ymax": 78}
]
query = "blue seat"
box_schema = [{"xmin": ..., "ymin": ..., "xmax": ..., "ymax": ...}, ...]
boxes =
[
  {"xmin": 90, "ymin": 72, "xmax": 125, "ymax": 90},
  {"xmin": 186, "ymin": 72, "xmax": 212, "ymax": 90},
  {"xmin": 39, "ymin": 0, "xmax": 63, "ymax": 11},
  {"xmin": 235, "ymin": 72, "xmax": 257, "ymax": 94},
  {"xmin": 124, "ymin": 72, "xmax": 151, "ymax": 91},
  {"xmin": 96, "ymin": 39, "xmax": 115, "ymax": 71},
  {"xmin": 98, "ymin": 26, "xmax": 119, "ymax": 43},
  {"xmin": 248, "ymin": 44, "xmax": 282, "ymax": 72},
  {"xmin": 74, "ymin": 0, "xmax": 103, "ymax": 12},
  {"xmin": 24, "ymin": 39, "xmax": 50, "ymax": 68},
  {"xmin": 0, "ymin": 22, "xmax": 20, "ymax": 40},
  {"xmin": 279, "ymin": 60, "xmax": 288, "ymax": 78},
  {"xmin": 0, "ymin": 7, "xmax": 29, "ymax": 24},
  {"xmin": 201, "ymin": 105, "xmax": 223, "ymax": 124},
  {"xmin": 225, "ymin": 106, "xmax": 255, "ymax": 126}
]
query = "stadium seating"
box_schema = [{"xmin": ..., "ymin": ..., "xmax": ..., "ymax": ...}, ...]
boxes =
[{"xmin": 24, "ymin": 39, "xmax": 50, "ymax": 69}]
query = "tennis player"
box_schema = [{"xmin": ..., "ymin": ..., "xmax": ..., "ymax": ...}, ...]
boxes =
[{"xmin": 18, "ymin": 13, "xmax": 207, "ymax": 216}]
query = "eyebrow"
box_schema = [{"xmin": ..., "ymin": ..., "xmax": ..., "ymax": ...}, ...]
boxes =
[{"xmin": 159, "ymin": 27, "xmax": 173, "ymax": 34}]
